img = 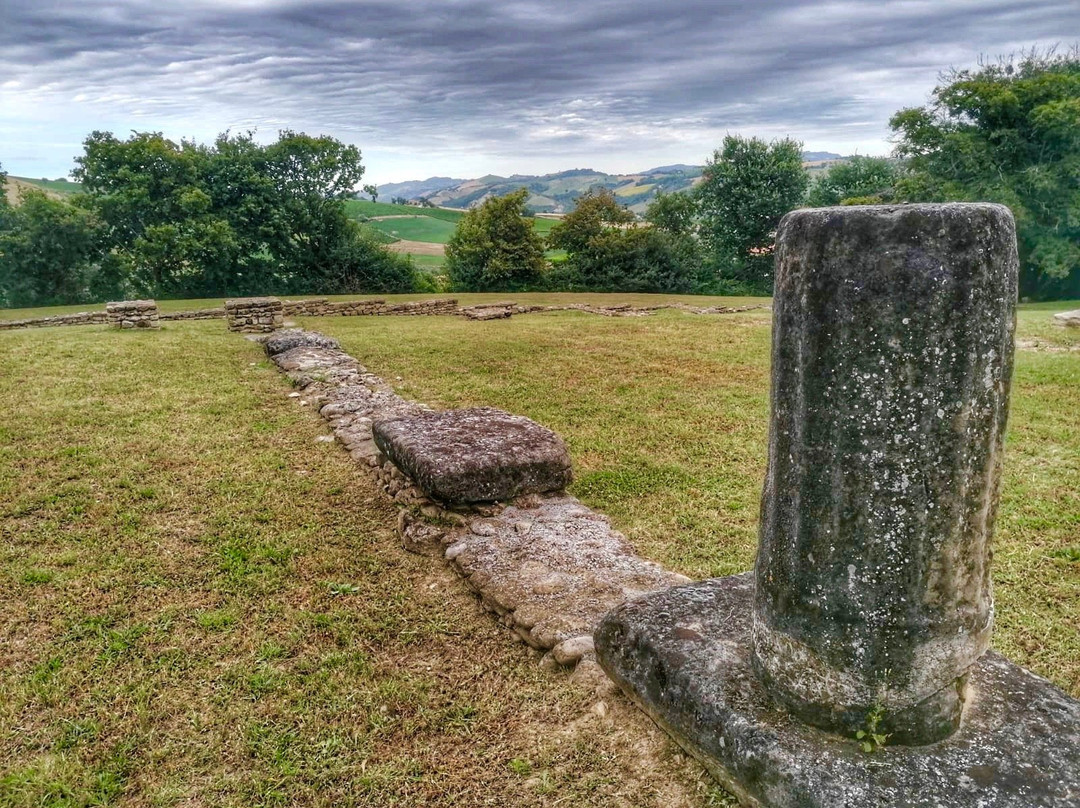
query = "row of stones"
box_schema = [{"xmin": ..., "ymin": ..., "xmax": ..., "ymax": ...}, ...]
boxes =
[
  {"xmin": 265, "ymin": 330, "xmax": 690, "ymax": 675},
  {"xmin": 0, "ymin": 297, "xmax": 771, "ymax": 332}
]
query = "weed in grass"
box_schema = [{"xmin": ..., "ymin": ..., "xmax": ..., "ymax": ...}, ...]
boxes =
[
  {"xmin": 327, "ymin": 581, "xmax": 361, "ymax": 596},
  {"xmin": 20, "ymin": 569, "xmax": 53, "ymax": 585},
  {"xmin": 196, "ymin": 609, "xmax": 238, "ymax": 631}
]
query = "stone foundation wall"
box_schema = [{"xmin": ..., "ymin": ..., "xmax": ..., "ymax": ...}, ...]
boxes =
[
  {"xmin": 265, "ymin": 330, "xmax": 690, "ymax": 675},
  {"xmin": 0, "ymin": 297, "xmax": 768, "ymax": 331},
  {"xmin": 159, "ymin": 307, "xmax": 225, "ymax": 321},
  {"xmin": 0, "ymin": 311, "xmax": 108, "ymax": 330},
  {"xmin": 106, "ymin": 299, "xmax": 160, "ymax": 329},
  {"xmin": 281, "ymin": 298, "xmax": 459, "ymax": 317},
  {"xmin": 225, "ymin": 297, "xmax": 284, "ymax": 333}
]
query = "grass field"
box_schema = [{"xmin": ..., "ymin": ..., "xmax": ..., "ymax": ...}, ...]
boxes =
[
  {"xmin": 345, "ymin": 200, "xmax": 464, "ymax": 224},
  {"xmin": 366, "ymin": 216, "xmax": 458, "ymax": 244},
  {"xmin": 1, "ymin": 297, "xmax": 1077, "ymax": 805},
  {"xmin": 9, "ymin": 176, "xmax": 83, "ymax": 195},
  {"xmin": 344, "ymin": 199, "xmax": 560, "ymax": 246}
]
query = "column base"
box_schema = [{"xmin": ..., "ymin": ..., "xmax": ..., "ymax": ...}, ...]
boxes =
[{"xmin": 594, "ymin": 574, "xmax": 1080, "ymax": 807}]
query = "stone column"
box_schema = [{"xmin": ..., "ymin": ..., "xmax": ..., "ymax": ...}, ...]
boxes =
[{"xmin": 752, "ymin": 203, "xmax": 1017, "ymax": 744}]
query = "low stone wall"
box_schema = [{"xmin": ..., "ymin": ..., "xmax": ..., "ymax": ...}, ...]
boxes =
[
  {"xmin": 0, "ymin": 311, "xmax": 108, "ymax": 330},
  {"xmin": 225, "ymin": 297, "xmax": 284, "ymax": 333},
  {"xmin": 0, "ymin": 297, "xmax": 767, "ymax": 331},
  {"xmin": 106, "ymin": 299, "xmax": 160, "ymax": 329},
  {"xmin": 159, "ymin": 307, "xmax": 225, "ymax": 321},
  {"xmin": 282, "ymin": 298, "xmax": 460, "ymax": 317}
]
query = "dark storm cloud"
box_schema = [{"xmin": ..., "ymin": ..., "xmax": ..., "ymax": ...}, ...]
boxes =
[{"xmin": 1, "ymin": 0, "xmax": 1077, "ymax": 178}]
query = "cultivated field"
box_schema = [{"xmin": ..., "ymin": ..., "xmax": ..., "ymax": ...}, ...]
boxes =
[
  {"xmin": 1, "ymin": 296, "xmax": 1077, "ymax": 806},
  {"xmin": 344, "ymin": 200, "xmax": 561, "ymax": 267}
]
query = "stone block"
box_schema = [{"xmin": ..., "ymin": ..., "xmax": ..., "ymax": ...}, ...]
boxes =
[
  {"xmin": 595, "ymin": 574, "xmax": 1080, "ymax": 808},
  {"xmin": 264, "ymin": 329, "xmax": 341, "ymax": 357},
  {"xmin": 372, "ymin": 407, "xmax": 572, "ymax": 503},
  {"xmin": 1053, "ymin": 309, "xmax": 1080, "ymax": 327}
]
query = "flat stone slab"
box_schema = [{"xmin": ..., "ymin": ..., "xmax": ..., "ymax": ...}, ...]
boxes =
[
  {"xmin": 372, "ymin": 407, "xmax": 572, "ymax": 503},
  {"xmin": 445, "ymin": 493, "xmax": 691, "ymax": 653},
  {"xmin": 264, "ymin": 329, "xmax": 340, "ymax": 357},
  {"xmin": 595, "ymin": 574, "xmax": 1080, "ymax": 808}
]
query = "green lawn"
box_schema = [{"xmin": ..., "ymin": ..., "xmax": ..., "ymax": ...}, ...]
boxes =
[
  {"xmin": 0, "ymin": 298, "xmax": 1077, "ymax": 806},
  {"xmin": 345, "ymin": 200, "xmax": 464, "ymax": 224},
  {"xmin": 367, "ymin": 216, "xmax": 458, "ymax": 244},
  {"xmin": 0, "ymin": 311, "xmax": 724, "ymax": 807}
]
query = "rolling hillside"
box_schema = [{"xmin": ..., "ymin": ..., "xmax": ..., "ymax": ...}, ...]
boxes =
[
  {"xmin": 378, "ymin": 152, "xmax": 851, "ymax": 214},
  {"xmin": 3, "ymin": 176, "xmax": 82, "ymax": 204}
]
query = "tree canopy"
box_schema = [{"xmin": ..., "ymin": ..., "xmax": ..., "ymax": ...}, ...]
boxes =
[
  {"xmin": 548, "ymin": 189, "xmax": 705, "ymax": 293},
  {"xmin": 445, "ymin": 188, "xmax": 546, "ymax": 291},
  {"xmin": 70, "ymin": 130, "xmax": 414, "ymax": 298},
  {"xmin": 890, "ymin": 50, "xmax": 1080, "ymax": 298},
  {"xmin": 694, "ymin": 135, "xmax": 808, "ymax": 293},
  {"xmin": 806, "ymin": 156, "xmax": 898, "ymax": 207}
]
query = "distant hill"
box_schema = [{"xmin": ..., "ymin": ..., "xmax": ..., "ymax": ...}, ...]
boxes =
[
  {"xmin": 376, "ymin": 176, "xmax": 466, "ymax": 201},
  {"xmin": 3, "ymin": 175, "xmax": 82, "ymax": 205},
  {"xmin": 380, "ymin": 152, "xmax": 856, "ymax": 214}
]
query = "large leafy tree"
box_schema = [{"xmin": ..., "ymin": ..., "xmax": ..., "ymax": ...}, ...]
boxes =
[
  {"xmin": 548, "ymin": 189, "xmax": 704, "ymax": 293},
  {"xmin": 694, "ymin": 135, "xmax": 808, "ymax": 293},
  {"xmin": 891, "ymin": 50, "xmax": 1080, "ymax": 298},
  {"xmin": 73, "ymin": 129, "xmax": 401, "ymax": 298},
  {"xmin": 806, "ymin": 156, "xmax": 898, "ymax": 207},
  {"xmin": 0, "ymin": 189, "xmax": 103, "ymax": 308},
  {"xmin": 445, "ymin": 188, "xmax": 546, "ymax": 291}
]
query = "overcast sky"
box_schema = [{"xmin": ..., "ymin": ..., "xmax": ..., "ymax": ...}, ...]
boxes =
[{"xmin": 1, "ymin": 1, "xmax": 1077, "ymax": 185}]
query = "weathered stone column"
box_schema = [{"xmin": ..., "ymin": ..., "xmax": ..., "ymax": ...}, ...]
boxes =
[{"xmin": 753, "ymin": 203, "xmax": 1018, "ymax": 744}]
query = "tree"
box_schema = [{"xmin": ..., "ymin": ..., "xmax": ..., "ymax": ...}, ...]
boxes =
[
  {"xmin": 72, "ymin": 129, "xmax": 410, "ymax": 298},
  {"xmin": 362, "ymin": 184, "xmax": 379, "ymax": 203},
  {"xmin": 806, "ymin": 156, "xmax": 898, "ymax": 207},
  {"xmin": 0, "ymin": 161, "xmax": 10, "ymax": 231},
  {"xmin": 695, "ymin": 135, "xmax": 808, "ymax": 293},
  {"xmin": 644, "ymin": 190, "xmax": 698, "ymax": 236},
  {"xmin": 548, "ymin": 189, "xmax": 634, "ymax": 255},
  {"xmin": 0, "ymin": 190, "xmax": 103, "ymax": 308},
  {"xmin": 890, "ymin": 50, "xmax": 1080, "ymax": 299},
  {"xmin": 548, "ymin": 189, "xmax": 705, "ymax": 293},
  {"xmin": 445, "ymin": 188, "xmax": 546, "ymax": 291}
]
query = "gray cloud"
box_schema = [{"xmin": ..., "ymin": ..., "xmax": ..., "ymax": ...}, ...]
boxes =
[{"xmin": 1, "ymin": 0, "xmax": 1077, "ymax": 181}]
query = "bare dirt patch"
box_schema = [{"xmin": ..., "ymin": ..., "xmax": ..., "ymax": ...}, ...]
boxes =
[{"xmin": 386, "ymin": 239, "xmax": 446, "ymax": 256}]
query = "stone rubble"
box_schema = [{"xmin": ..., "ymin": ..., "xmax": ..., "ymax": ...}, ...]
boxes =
[{"xmin": 265, "ymin": 330, "xmax": 690, "ymax": 671}]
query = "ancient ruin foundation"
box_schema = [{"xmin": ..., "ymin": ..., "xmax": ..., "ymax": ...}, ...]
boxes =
[
  {"xmin": 224, "ymin": 297, "xmax": 284, "ymax": 333},
  {"xmin": 107, "ymin": 299, "xmax": 160, "ymax": 329}
]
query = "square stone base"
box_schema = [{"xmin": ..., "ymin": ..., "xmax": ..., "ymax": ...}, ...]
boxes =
[{"xmin": 594, "ymin": 574, "xmax": 1080, "ymax": 807}]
